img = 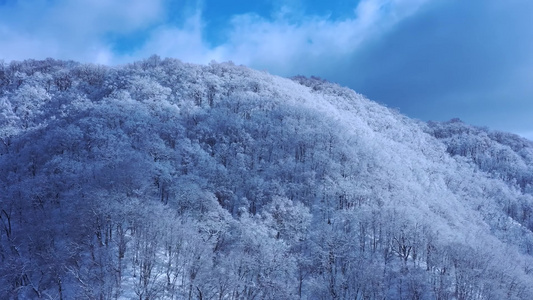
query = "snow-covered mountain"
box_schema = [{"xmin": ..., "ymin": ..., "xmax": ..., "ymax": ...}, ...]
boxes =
[{"xmin": 1, "ymin": 57, "xmax": 533, "ymax": 299}]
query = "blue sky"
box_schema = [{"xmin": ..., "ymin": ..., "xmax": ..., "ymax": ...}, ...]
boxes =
[{"xmin": 1, "ymin": 0, "xmax": 532, "ymax": 139}]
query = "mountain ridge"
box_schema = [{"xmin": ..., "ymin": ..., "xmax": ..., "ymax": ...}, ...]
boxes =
[{"xmin": 1, "ymin": 57, "xmax": 533, "ymax": 299}]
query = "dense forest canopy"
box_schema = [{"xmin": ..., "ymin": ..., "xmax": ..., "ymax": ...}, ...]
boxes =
[{"xmin": 1, "ymin": 57, "xmax": 533, "ymax": 299}]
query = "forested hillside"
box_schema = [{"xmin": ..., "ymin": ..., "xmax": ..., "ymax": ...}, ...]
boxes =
[{"xmin": 1, "ymin": 57, "xmax": 533, "ymax": 299}]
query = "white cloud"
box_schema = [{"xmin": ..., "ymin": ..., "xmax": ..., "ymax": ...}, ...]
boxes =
[
  {"xmin": 0, "ymin": 0, "xmax": 165, "ymax": 63},
  {"xmin": 49, "ymin": 0, "xmax": 164, "ymax": 35},
  {"xmin": 121, "ymin": 11, "xmax": 221, "ymax": 65},
  {"xmin": 0, "ymin": 0, "xmax": 433, "ymax": 69},
  {"xmin": 112, "ymin": 0, "xmax": 433, "ymax": 74},
  {"xmin": 203, "ymin": 0, "xmax": 434, "ymax": 75}
]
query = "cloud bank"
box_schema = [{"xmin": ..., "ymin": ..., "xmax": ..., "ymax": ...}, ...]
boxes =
[
  {"xmin": 0, "ymin": 0, "xmax": 165, "ymax": 64},
  {"xmin": 0, "ymin": 0, "xmax": 432, "ymax": 70}
]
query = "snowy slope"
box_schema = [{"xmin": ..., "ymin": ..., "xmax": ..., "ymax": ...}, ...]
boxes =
[{"xmin": 1, "ymin": 57, "xmax": 533, "ymax": 299}]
